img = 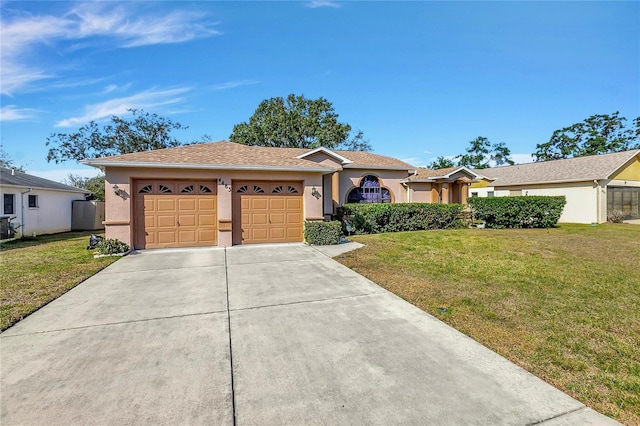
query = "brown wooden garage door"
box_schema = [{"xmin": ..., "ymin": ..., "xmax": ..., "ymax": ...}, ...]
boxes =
[
  {"xmin": 134, "ymin": 180, "xmax": 217, "ymax": 249},
  {"xmin": 232, "ymin": 181, "xmax": 303, "ymax": 245}
]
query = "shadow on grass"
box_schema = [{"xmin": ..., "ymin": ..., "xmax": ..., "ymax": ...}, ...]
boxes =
[{"xmin": 0, "ymin": 231, "xmax": 104, "ymax": 252}]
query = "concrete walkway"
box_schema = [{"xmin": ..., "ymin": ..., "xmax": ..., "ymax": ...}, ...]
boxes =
[{"xmin": 1, "ymin": 244, "xmax": 618, "ymax": 425}]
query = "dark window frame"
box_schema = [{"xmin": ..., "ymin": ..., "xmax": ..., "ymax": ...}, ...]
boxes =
[
  {"xmin": 28, "ymin": 194, "xmax": 38, "ymax": 208},
  {"xmin": 4, "ymin": 193, "xmax": 15, "ymax": 214}
]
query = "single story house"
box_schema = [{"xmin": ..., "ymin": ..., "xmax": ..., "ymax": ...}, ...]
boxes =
[
  {"xmin": 0, "ymin": 167, "xmax": 91, "ymax": 238},
  {"xmin": 84, "ymin": 141, "xmax": 482, "ymax": 249},
  {"xmin": 469, "ymin": 149, "xmax": 640, "ymax": 224}
]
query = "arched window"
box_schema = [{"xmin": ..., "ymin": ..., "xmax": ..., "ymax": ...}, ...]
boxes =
[{"xmin": 347, "ymin": 175, "xmax": 392, "ymax": 204}]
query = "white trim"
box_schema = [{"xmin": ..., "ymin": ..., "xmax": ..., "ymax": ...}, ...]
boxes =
[
  {"xmin": 401, "ymin": 166, "xmax": 488, "ymax": 183},
  {"xmin": 0, "ymin": 184, "xmax": 91, "ymax": 194},
  {"xmin": 82, "ymin": 160, "xmax": 336, "ymax": 173},
  {"xmin": 296, "ymin": 147, "xmax": 353, "ymax": 164}
]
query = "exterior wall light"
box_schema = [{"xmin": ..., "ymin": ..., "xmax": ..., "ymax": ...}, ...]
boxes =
[
  {"xmin": 113, "ymin": 184, "xmax": 121, "ymax": 196},
  {"xmin": 311, "ymin": 186, "xmax": 321, "ymax": 199}
]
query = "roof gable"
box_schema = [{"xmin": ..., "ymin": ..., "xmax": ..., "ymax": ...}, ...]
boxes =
[
  {"xmin": 404, "ymin": 166, "xmax": 487, "ymax": 182},
  {"xmin": 296, "ymin": 147, "xmax": 353, "ymax": 165}
]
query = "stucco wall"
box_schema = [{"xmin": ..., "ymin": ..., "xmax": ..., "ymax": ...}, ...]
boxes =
[
  {"xmin": 0, "ymin": 187, "xmax": 87, "ymax": 236},
  {"xmin": 339, "ymin": 169, "xmax": 409, "ymax": 204},
  {"xmin": 483, "ymin": 182, "xmax": 600, "ymax": 224},
  {"xmin": 409, "ymin": 183, "xmax": 432, "ymax": 203},
  {"xmin": 104, "ymin": 167, "xmax": 324, "ymax": 247}
]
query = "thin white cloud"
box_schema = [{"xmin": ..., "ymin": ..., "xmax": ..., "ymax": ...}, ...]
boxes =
[
  {"xmin": 28, "ymin": 167, "xmax": 102, "ymax": 184},
  {"xmin": 423, "ymin": 150, "xmax": 432, "ymax": 154},
  {"xmin": 0, "ymin": 3, "xmax": 220, "ymax": 95},
  {"xmin": 0, "ymin": 105, "xmax": 38, "ymax": 121},
  {"xmin": 103, "ymin": 83, "xmax": 131, "ymax": 94},
  {"xmin": 210, "ymin": 80, "xmax": 259, "ymax": 91},
  {"xmin": 510, "ymin": 153, "xmax": 534, "ymax": 165},
  {"xmin": 55, "ymin": 87, "xmax": 191, "ymax": 127},
  {"xmin": 306, "ymin": 1, "xmax": 342, "ymax": 8}
]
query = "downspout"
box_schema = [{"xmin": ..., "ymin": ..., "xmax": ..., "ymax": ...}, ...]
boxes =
[
  {"xmin": 401, "ymin": 182, "xmax": 410, "ymax": 202},
  {"xmin": 594, "ymin": 180, "xmax": 600, "ymax": 223},
  {"xmin": 20, "ymin": 188, "xmax": 32, "ymax": 237}
]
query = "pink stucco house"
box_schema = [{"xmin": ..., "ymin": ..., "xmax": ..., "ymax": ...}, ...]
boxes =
[{"xmin": 84, "ymin": 141, "xmax": 481, "ymax": 249}]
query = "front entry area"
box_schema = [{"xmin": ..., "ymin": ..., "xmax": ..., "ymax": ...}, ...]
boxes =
[
  {"xmin": 232, "ymin": 181, "xmax": 303, "ymax": 244},
  {"xmin": 134, "ymin": 180, "xmax": 217, "ymax": 249}
]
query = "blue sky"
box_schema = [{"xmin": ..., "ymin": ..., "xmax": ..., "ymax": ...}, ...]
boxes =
[{"xmin": 1, "ymin": 1, "xmax": 639, "ymax": 182}]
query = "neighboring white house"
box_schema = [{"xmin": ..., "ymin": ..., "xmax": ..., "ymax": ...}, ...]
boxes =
[
  {"xmin": 470, "ymin": 149, "xmax": 640, "ymax": 224},
  {"xmin": 0, "ymin": 167, "xmax": 91, "ymax": 237}
]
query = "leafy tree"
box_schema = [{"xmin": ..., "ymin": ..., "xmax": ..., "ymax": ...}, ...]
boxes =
[
  {"xmin": 456, "ymin": 136, "xmax": 514, "ymax": 169},
  {"xmin": 0, "ymin": 148, "xmax": 27, "ymax": 172},
  {"xmin": 46, "ymin": 109, "xmax": 197, "ymax": 163},
  {"xmin": 533, "ymin": 112, "xmax": 640, "ymax": 161},
  {"xmin": 64, "ymin": 174, "xmax": 105, "ymax": 201},
  {"xmin": 230, "ymin": 94, "xmax": 371, "ymax": 151},
  {"xmin": 428, "ymin": 156, "xmax": 455, "ymax": 169}
]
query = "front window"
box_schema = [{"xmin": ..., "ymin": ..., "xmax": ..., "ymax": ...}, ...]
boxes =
[
  {"xmin": 487, "ymin": 191, "xmax": 495, "ymax": 197},
  {"xmin": 347, "ymin": 175, "xmax": 392, "ymax": 204},
  {"xmin": 4, "ymin": 194, "xmax": 15, "ymax": 214},
  {"xmin": 28, "ymin": 194, "xmax": 38, "ymax": 208}
]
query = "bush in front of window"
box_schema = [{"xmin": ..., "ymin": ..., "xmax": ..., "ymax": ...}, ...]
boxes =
[
  {"xmin": 467, "ymin": 196, "xmax": 566, "ymax": 229},
  {"xmin": 95, "ymin": 238, "xmax": 130, "ymax": 255},
  {"xmin": 607, "ymin": 210, "xmax": 625, "ymax": 223},
  {"xmin": 304, "ymin": 221, "xmax": 342, "ymax": 245},
  {"xmin": 338, "ymin": 203, "xmax": 464, "ymax": 235}
]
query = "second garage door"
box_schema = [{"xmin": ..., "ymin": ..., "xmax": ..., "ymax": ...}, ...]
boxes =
[{"xmin": 233, "ymin": 181, "xmax": 303, "ymax": 244}]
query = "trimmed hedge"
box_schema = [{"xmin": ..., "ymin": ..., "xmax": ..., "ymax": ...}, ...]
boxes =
[
  {"xmin": 304, "ymin": 221, "xmax": 342, "ymax": 245},
  {"xmin": 467, "ymin": 196, "xmax": 566, "ymax": 228},
  {"xmin": 338, "ymin": 203, "xmax": 464, "ymax": 235}
]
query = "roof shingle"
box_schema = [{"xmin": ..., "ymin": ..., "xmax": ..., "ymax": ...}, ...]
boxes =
[
  {"xmin": 85, "ymin": 141, "xmax": 414, "ymax": 171},
  {"xmin": 0, "ymin": 167, "xmax": 91, "ymax": 193},
  {"xmin": 475, "ymin": 150, "xmax": 640, "ymax": 186}
]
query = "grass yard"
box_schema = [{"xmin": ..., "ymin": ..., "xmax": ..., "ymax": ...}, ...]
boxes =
[
  {"xmin": 338, "ymin": 224, "xmax": 640, "ymax": 425},
  {"xmin": 0, "ymin": 232, "xmax": 120, "ymax": 331}
]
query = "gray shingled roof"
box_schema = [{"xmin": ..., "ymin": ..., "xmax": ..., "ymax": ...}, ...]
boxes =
[
  {"xmin": 0, "ymin": 167, "xmax": 91, "ymax": 193},
  {"xmin": 475, "ymin": 150, "xmax": 640, "ymax": 187}
]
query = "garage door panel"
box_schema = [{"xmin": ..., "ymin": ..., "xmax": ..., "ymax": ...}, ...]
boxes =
[
  {"xmin": 251, "ymin": 198, "xmax": 268, "ymax": 210},
  {"xmin": 270, "ymin": 213, "xmax": 285, "ymax": 224},
  {"xmin": 178, "ymin": 215, "xmax": 196, "ymax": 227},
  {"xmin": 286, "ymin": 212, "xmax": 301, "ymax": 224},
  {"xmin": 199, "ymin": 214, "xmax": 215, "ymax": 226},
  {"xmin": 157, "ymin": 231, "xmax": 177, "ymax": 244},
  {"xmin": 286, "ymin": 198, "xmax": 302, "ymax": 209},
  {"xmin": 144, "ymin": 199, "xmax": 156, "ymax": 212},
  {"xmin": 233, "ymin": 181, "xmax": 303, "ymax": 245},
  {"xmin": 157, "ymin": 215, "xmax": 177, "ymax": 228},
  {"xmin": 198, "ymin": 229, "xmax": 216, "ymax": 242},
  {"xmin": 134, "ymin": 181, "xmax": 217, "ymax": 249},
  {"xmin": 269, "ymin": 198, "xmax": 285, "ymax": 210},
  {"xmin": 157, "ymin": 199, "xmax": 176, "ymax": 211},
  {"xmin": 178, "ymin": 230, "xmax": 197, "ymax": 243},
  {"xmin": 198, "ymin": 198, "xmax": 216, "ymax": 210},
  {"xmin": 178, "ymin": 198, "xmax": 196, "ymax": 211},
  {"xmin": 252, "ymin": 213, "xmax": 268, "ymax": 225},
  {"xmin": 251, "ymin": 228, "xmax": 268, "ymax": 241}
]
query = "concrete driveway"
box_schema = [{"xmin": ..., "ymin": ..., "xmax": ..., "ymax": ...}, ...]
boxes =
[{"xmin": 1, "ymin": 244, "xmax": 618, "ymax": 425}]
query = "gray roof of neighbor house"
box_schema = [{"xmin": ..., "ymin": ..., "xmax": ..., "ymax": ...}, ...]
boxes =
[
  {"xmin": 475, "ymin": 149, "xmax": 640, "ymax": 187},
  {"xmin": 83, "ymin": 141, "xmax": 415, "ymax": 172},
  {"xmin": 0, "ymin": 167, "xmax": 91, "ymax": 193}
]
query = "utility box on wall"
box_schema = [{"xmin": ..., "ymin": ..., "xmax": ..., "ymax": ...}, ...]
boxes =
[{"xmin": 72, "ymin": 200, "xmax": 105, "ymax": 231}]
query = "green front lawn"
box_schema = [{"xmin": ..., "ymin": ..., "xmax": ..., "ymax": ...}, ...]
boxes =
[
  {"xmin": 0, "ymin": 232, "xmax": 120, "ymax": 331},
  {"xmin": 338, "ymin": 224, "xmax": 640, "ymax": 425}
]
